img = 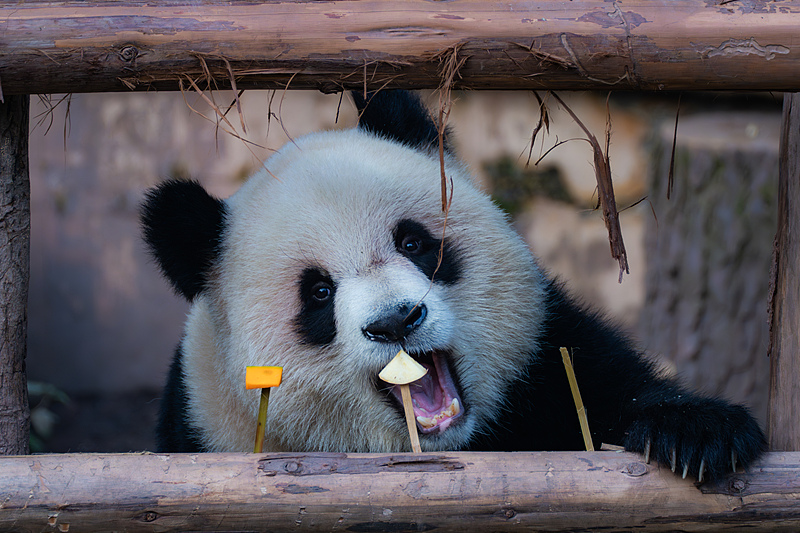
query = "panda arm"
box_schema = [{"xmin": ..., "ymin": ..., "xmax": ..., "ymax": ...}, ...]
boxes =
[{"xmin": 491, "ymin": 280, "xmax": 766, "ymax": 480}]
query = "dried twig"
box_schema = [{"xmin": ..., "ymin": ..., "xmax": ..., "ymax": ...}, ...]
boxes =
[
  {"xmin": 276, "ymin": 71, "xmax": 301, "ymax": 147},
  {"xmin": 178, "ymin": 77, "xmax": 268, "ymax": 154},
  {"xmin": 408, "ymin": 177, "xmax": 454, "ymax": 323},
  {"xmin": 32, "ymin": 94, "xmax": 70, "ymax": 135},
  {"xmin": 551, "ymin": 92, "xmax": 629, "ymax": 282},
  {"xmin": 533, "ymin": 136, "xmax": 584, "ymax": 166},
  {"xmin": 404, "ymin": 44, "xmax": 467, "ymax": 323},
  {"xmin": 434, "ymin": 42, "xmax": 468, "ymax": 212},
  {"xmin": 667, "ymin": 93, "xmax": 682, "ymax": 200},
  {"xmin": 353, "ymin": 77, "xmax": 405, "ymax": 124},
  {"xmin": 335, "ymin": 91, "xmax": 344, "ymax": 124},
  {"xmin": 220, "ymin": 56, "xmax": 247, "ymax": 134},
  {"xmin": 525, "ymin": 91, "xmax": 552, "ymax": 167},
  {"xmin": 221, "ymin": 90, "xmax": 246, "ymax": 122},
  {"xmin": 183, "ymin": 76, "xmax": 240, "ymax": 139}
]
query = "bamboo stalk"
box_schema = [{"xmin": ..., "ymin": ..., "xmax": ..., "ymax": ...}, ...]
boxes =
[
  {"xmin": 560, "ymin": 347, "xmax": 594, "ymax": 452},
  {"xmin": 400, "ymin": 384, "xmax": 422, "ymax": 453},
  {"xmin": 254, "ymin": 388, "xmax": 270, "ymax": 453}
]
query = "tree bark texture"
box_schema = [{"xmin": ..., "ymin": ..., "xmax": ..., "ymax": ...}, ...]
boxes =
[
  {"xmin": 0, "ymin": 1, "xmax": 800, "ymax": 95},
  {"xmin": 0, "ymin": 451, "xmax": 799, "ymax": 532},
  {"xmin": 640, "ymin": 112, "xmax": 780, "ymax": 425},
  {"xmin": 0, "ymin": 95, "xmax": 30, "ymax": 456},
  {"xmin": 768, "ymin": 93, "xmax": 800, "ymax": 451}
]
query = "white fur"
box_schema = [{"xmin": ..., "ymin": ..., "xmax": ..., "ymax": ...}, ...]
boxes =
[{"xmin": 182, "ymin": 128, "xmax": 549, "ymax": 452}]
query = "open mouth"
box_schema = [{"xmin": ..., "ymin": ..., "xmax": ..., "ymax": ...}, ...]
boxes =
[{"xmin": 381, "ymin": 350, "xmax": 464, "ymax": 434}]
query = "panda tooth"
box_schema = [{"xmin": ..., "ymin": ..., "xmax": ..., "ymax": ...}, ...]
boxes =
[
  {"xmin": 416, "ymin": 415, "xmax": 436, "ymax": 429},
  {"xmin": 416, "ymin": 400, "xmax": 461, "ymax": 430},
  {"xmin": 450, "ymin": 398, "xmax": 460, "ymax": 416}
]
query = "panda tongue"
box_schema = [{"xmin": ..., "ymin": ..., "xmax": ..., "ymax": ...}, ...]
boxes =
[
  {"xmin": 409, "ymin": 368, "xmax": 442, "ymax": 411},
  {"xmin": 406, "ymin": 352, "xmax": 462, "ymax": 434}
]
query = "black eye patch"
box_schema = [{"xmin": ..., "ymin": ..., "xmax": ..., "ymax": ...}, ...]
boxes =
[
  {"xmin": 294, "ymin": 268, "xmax": 337, "ymax": 345},
  {"xmin": 393, "ymin": 219, "xmax": 461, "ymax": 285}
]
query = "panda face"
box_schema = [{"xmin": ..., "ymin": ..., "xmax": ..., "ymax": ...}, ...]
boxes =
[
  {"xmin": 294, "ymin": 218, "xmax": 460, "ymax": 349},
  {"xmin": 330, "ymin": 217, "xmax": 462, "ymax": 437},
  {"xmin": 172, "ymin": 126, "xmax": 548, "ymax": 453}
]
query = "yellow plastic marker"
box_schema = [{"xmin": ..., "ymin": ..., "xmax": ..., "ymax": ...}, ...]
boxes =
[
  {"xmin": 379, "ymin": 350, "xmax": 428, "ymax": 453},
  {"xmin": 246, "ymin": 366, "xmax": 283, "ymax": 453}
]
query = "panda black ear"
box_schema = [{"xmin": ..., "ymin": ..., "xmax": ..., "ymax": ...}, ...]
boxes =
[
  {"xmin": 140, "ymin": 180, "xmax": 226, "ymax": 301},
  {"xmin": 352, "ymin": 90, "xmax": 451, "ymax": 152}
]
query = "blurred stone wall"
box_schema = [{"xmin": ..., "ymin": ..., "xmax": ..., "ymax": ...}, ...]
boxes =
[
  {"xmin": 640, "ymin": 112, "xmax": 780, "ymax": 423},
  {"xmin": 27, "ymin": 91, "xmax": 356, "ymax": 393}
]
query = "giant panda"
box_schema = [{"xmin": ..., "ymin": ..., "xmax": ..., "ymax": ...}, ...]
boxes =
[{"xmin": 142, "ymin": 90, "xmax": 765, "ymax": 480}]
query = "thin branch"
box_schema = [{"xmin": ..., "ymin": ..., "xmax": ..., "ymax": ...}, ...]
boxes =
[
  {"xmin": 550, "ymin": 91, "xmax": 629, "ymax": 282},
  {"xmin": 435, "ymin": 42, "xmax": 468, "ymax": 212},
  {"xmin": 525, "ymin": 91, "xmax": 551, "ymax": 167},
  {"xmin": 667, "ymin": 93, "xmax": 682, "ymax": 200}
]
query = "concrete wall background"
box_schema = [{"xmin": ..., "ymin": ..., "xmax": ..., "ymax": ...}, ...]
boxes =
[{"xmin": 27, "ymin": 91, "xmax": 357, "ymax": 393}]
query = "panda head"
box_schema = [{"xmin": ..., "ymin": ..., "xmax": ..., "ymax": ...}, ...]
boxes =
[{"xmin": 142, "ymin": 91, "xmax": 547, "ymax": 452}]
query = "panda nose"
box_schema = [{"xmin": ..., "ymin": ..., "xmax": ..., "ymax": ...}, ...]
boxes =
[{"xmin": 362, "ymin": 303, "xmax": 427, "ymax": 343}]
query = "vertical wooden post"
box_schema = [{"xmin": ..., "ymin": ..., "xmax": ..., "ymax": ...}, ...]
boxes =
[
  {"xmin": 768, "ymin": 92, "xmax": 800, "ymax": 452},
  {"xmin": 0, "ymin": 95, "xmax": 31, "ymax": 456}
]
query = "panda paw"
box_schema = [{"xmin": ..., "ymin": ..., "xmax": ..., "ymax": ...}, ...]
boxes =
[{"xmin": 622, "ymin": 397, "xmax": 766, "ymax": 482}]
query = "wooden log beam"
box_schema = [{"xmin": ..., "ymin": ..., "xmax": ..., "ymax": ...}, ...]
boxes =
[
  {"xmin": 0, "ymin": 96, "xmax": 30, "ymax": 457},
  {"xmin": 1, "ymin": 1, "xmax": 800, "ymax": 95},
  {"xmin": 0, "ymin": 451, "xmax": 799, "ymax": 531},
  {"xmin": 768, "ymin": 93, "xmax": 800, "ymax": 451}
]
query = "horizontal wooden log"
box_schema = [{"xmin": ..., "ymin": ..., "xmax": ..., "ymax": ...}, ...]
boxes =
[
  {"xmin": 1, "ymin": 1, "xmax": 800, "ymax": 95},
  {"xmin": 0, "ymin": 451, "xmax": 799, "ymax": 531}
]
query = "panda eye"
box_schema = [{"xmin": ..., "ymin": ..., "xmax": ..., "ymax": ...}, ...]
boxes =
[
  {"xmin": 296, "ymin": 268, "xmax": 337, "ymax": 345},
  {"xmin": 400, "ymin": 234, "xmax": 424, "ymax": 255},
  {"xmin": 393, "ymin": 218, "xmax": 461, "ymax": 285},
  {"xmin": 311, "ymin": 281, "xmax": 333, "ymax": 302}
]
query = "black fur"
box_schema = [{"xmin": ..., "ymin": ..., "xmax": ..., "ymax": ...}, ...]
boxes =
[
  {"xmin": 467, "ymin": 279, "xmax": 766, "ymax": 480},
  {"xmin": 294, "ymin": 268, "xmax": 338, "ymax": 345},
  {"xmin": 394, "ymin": 219, "xmax": 461, "ymax": 285},
  {"xmin": 141, "ymin": 180, "xmax": 226, "ymax": 300},
  {"xmin": 353, "ymin": 91, "xmax": 451, "ymax": 152},
  {"xmin": 156, "ymin": 345, "xmax": 207, "ymax": 452}
]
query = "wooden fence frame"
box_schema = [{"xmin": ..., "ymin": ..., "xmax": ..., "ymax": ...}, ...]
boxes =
[{"xmin": 1, "ymin": 1, "xmax": 800, "ymax": 531}]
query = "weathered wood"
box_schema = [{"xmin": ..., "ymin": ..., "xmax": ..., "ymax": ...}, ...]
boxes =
[
  {"xmin": 0, "ymin": 95, "xmax": 30, "ymax": 456},
  {"xmin": 768, "ymin": 93, "xmax": 800, "ymax": 451},
  {"xmin": 0, "ymin": 451, "xmax": 798, "ymax": 532},
  {"xmin": 1, "ymin": 1, "xmax": 800, "ymax": 95}
]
